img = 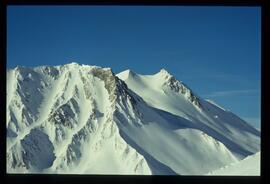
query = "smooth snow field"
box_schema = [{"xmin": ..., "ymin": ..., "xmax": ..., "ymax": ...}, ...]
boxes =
[{"xmin": 206, "ymin": 152, "xmax": 260, "ymax": 176}]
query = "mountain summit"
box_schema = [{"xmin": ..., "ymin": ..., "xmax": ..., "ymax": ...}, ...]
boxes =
[{"xmin": 6, "ymin": 63, "xmax": 260, "ymax": 174}]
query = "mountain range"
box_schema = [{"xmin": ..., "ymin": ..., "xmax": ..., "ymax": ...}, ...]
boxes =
[{"xmin": 6, "ymin": 63, "xmax": 260, "ymax": 175}]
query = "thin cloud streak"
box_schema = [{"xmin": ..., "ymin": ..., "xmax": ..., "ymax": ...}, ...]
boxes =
[
  {"xmin": 182, "ymin": 73, "xmax": 260, "ymax": 82},
  {"xmin": 204, "ymin": 89, "xmax": 260, "ymax": 97},
  {"xmin": 241, "ymin": 117, "xmax": 261, "ymax": 130}
]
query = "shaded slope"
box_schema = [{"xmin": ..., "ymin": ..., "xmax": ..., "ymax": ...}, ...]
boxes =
[
  {"xmin": 117, "ymin": 69, "xmax": 260, "ymax": 158},
  {"xmin": 6, "ymin": 63, "xmax": 260, "ymax": 175}
]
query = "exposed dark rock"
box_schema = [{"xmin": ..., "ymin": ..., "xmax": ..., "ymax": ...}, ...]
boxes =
[
  {"xmin": 48, "ymin": 99, "xmax": 79, "ymax": 129},
  {"xmin": 165, "ymin": 76, "xmax": 201, "ymax": 108}
]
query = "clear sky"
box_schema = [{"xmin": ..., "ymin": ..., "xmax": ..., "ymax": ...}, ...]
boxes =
[{"xmin": 7, "ymin": 6, "xmax": 261, "ymax": 129}]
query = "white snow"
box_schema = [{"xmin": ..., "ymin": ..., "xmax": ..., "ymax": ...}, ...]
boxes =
[
  {"xmin": 117, "ymin": 69, "xmax": 260, "ymax": 157},
  {"xmin": 6, "ymin": 63, "xmax": 260, "ymax": 175},
  {"xmin": 207, "ymin": 152, "xmax": 260, "ymax": 175}
]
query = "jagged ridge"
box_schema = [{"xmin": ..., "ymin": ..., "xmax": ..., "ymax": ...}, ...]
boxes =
[{"xmin": 6, "ymin": 63, "xmax": 260, "ymax": 175}]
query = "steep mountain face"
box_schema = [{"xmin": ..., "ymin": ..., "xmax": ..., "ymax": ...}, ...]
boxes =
[
  {"xmin": 117, "ymin": 69, "xmax": 260, "ymax": 157},
  {"xmin": 6, "ymin": 63, "xmax": 260, "ymax": 175}
]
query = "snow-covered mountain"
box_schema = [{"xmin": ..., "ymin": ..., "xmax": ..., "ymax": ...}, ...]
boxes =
[
  {"xmin": 6, "ymin": 63, "xmax": 260, "ymax": 175},
  {"xmin": 206, "ymin": 151, "xmax": 260, "ymax": 176}
]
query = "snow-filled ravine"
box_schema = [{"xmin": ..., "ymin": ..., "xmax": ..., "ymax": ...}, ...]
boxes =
[{"xmin": 6, "ymin": 63, "xmax": 260, "ymax": 175}]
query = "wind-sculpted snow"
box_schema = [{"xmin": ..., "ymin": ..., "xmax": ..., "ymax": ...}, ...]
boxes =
[
  {"xmin": 7, "ymin": 67, "xmax": 46, "ymax": 135},
  {"xmin": 6, "ymin": 63, "xmax": 260, "ymax": 175},
  {"xmin": 117, "ymin": 69, "xmax": 260, "ymax": 158},
  {"xmin": 114, "ymin": 96, "xmax": 239, "ymax": 174}
]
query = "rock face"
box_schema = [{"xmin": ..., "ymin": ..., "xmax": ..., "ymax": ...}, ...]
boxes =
[
  {"xmin": 160, "ymin": 69, "xmax": 201, "ymax": 108},
  {"xmin": 6, "ymin": 63, "xmax": 260, "ymax": 175}
]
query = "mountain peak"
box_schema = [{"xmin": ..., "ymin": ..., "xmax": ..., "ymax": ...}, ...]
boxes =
[
  {"xmin": 6, "ymin": 62, "xmax": 260, "ymax": 175},
  {"xmin": 125, "ymin": 69, "xmax": 134, "ymax": 74},
  {"xmin": 65, "ymin": 62, "xmax": 80, "ymax": 67},
  {"xmin": 116, "ymin": 69, "xmax": 136, "ymax": 80},
  {"xmin": 156, "ymin": 68, "xmax": 172, "ymax": 79},
  {"xmin": 159, "ymin": 68, "xmax": 169, "ymax": 74}
]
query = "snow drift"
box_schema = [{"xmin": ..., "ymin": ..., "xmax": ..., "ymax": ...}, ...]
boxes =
[{"xmin": 207, "ymin": 152, "xmax": 260, "ymax": 176}]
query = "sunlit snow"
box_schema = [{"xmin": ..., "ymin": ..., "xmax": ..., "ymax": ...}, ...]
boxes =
[{"xmin": 6, "ymin": 63, "xmax": 260, "ymax": 175}]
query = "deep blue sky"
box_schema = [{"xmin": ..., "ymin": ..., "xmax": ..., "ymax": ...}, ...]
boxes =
[{"xmin": 7, "ymin": 6, "xmax": 261, "ymax": 128}]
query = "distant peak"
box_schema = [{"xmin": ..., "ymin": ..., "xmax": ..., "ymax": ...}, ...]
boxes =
[
  {"xmin": 160, "ymin": 68, "xmax": 169, "ymax": 73},
  {"xmin": 116, "ymin": 69, "xmax": 136, "ymax": 80},
  {"xmin": 66, "ymin": 62, "xmax": 80, "ymax": 66},
  {"xmin": 126, "ymin": 69, "xmax": 135, "ymax": 75},
  {"xmin": 156, "ymin": 68, "xmax": 172, "ymax": 79},
  {"xmin": 14, "ymin": 65, "xmax": 31, "ymax": 74}
]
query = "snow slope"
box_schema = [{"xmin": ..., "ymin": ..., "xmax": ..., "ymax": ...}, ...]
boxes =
[
  {"xmin": 117, "ymin": 69, "xmax": 260, "ymax": 158},
  {"xmin": 7, "ymin": 63, "xmax": 151, "ymax": 174},
  {"xmin": 6, "ymin": 63, "xmax": 260, "ymax": 175},
  {"xmin": 207, "ymin": 152, "xmax": 260, "ymax": 176}
]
